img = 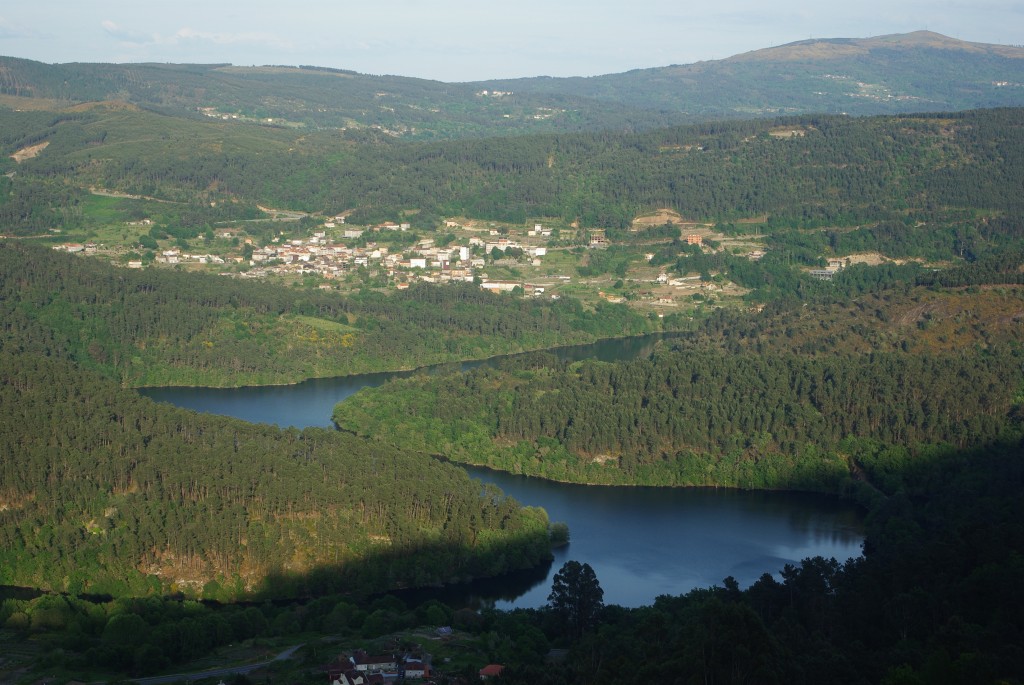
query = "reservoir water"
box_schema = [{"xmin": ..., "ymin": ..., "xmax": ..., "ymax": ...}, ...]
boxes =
[
  {"xmin": 458, "ymin": 467, "xmax": 862, "ymax": 609},
  {"xmin": 140, "ymin": 335, "xmax": 865, "ymax": 608}
]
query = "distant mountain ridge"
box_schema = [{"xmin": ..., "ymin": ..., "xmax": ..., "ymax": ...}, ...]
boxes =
[
  {"xmin": 479, "ymin": 31, "xmax": 1024, "ymax": 120},
  {"xmin": 726, "ymin": 30, "xmax": 1024, "ymax": 61},
  {"xmin": 2, "ymin": 31, "xmax": 1022, "ymax": 138}
]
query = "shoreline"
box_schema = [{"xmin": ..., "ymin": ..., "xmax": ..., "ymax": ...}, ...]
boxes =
[{"xmin": 132, "ymin": 329, "xmax": 689, "ymax": 391}]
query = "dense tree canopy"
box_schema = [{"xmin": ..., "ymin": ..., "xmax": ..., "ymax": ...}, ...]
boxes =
[
  {"xmin": 3, "ymin": 107, "xmax": 1023, "ymax": 233},
  {"xmin": 335, "ymin": 283, "xmax": 1024, "ymax": 494},
  {"xmin": 0, "ymin": 350, "xmax": 553, "ymax": 599},
  {"xmin": 496, "ymin": 438, "xmax": 1024, "ymax": 685}
]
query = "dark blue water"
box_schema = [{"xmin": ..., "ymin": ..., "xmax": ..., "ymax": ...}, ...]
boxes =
[
  {"xmin": 461, "ymin": 467, "xmax": 862, "ymax": 609},
  {"xmin": 140, "ymin": 334, "xmax": 865, "ymax": 608}
]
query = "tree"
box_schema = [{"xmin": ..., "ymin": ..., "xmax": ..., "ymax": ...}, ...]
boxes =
[
  {"xmin": 547, "ymin": 560, "xmax": 604, "ymax": 640},
  {"xmin": 550, "ymin": 522, "xmax": 570, "ymax": 547}
]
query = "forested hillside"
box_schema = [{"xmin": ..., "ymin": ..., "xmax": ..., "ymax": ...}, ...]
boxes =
[
  {"xmin": 0, "ymin": 243, "xmax": 604, "ymax": 601},
  {"xmin": 0, "ymin": 350, "xmax": 553, "ymax": 599},
  {"xmin": 334, "ymin": 284, "xmax": 1024, "ymax": 495},
  {"xmin": 0, "ymin": 242, "xmax": 655, "ymax": 386},
  {"xmin": 2, "ymin": 106, "xmax": 1023, "ymax": 233}
]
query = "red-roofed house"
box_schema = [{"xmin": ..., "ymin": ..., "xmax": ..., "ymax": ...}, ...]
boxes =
[
  {"xmin": 403, "ymin": 659, "xmax": 429, "ymax": 678},
  {"xmin": 479, "ymin": 664, "xmax": 505, "ymax": 679}
]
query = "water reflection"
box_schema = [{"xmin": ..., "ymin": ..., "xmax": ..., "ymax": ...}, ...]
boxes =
[
  {"xmin": 464, "ymin": 467, "xmax": 863, "ymax": 609},
  {"xmin": 393, "ymin": 558, "xmax": 556, "ymax": 611}
]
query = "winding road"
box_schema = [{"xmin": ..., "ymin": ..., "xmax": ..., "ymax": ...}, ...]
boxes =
[{"xmin": 130, "ymin": 644, "xmax": 301, "ymax": 684}]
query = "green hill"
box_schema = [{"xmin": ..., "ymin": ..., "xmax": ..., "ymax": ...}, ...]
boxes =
[
  {"xmin": 333, "ymin": 284, "xmax": 1024, "ymax": 495},
  {"xmin": 0, "ymin": 349, "xmax": 553, "ymax": 600},
  {"xmin": 481, "ymin": 32, "xmax": 1024, "ymax": 120},
  {"xmin": 0, "ymin": 242, "xmax": 656, "ymax": 387},
  {"xmin": 0, "ymin": 57, "xmax": 682, "ymax": 139},
  {"xmin": 3, "ymin": 103, "xmax": 1023, "ymax": 235}
]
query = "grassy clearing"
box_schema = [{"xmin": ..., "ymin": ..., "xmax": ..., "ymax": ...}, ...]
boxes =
[{"xmin": 291, "ymin": 315, "xmax": 360, "ymax": 334}]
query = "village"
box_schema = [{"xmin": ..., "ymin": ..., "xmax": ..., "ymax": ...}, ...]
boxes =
[
  {"xmin": 234, "ymin": 220, "xmax": 555, "ymax": 296},
  {"xmin": 53, "ymin": 219, "xmax": 563, "ymax": 296},
  {"xmin": 49, "ymin": 210, "xmax": 854, "ymax": 314},
  {"xmin": 325, "ymin": 648, "xmax": 433, "ymax": 684}
]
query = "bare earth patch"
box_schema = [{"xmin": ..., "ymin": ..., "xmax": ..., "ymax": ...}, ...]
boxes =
[
  {"xmin": 632, "ymin": 209, "xmax": 684, "ymax": 227},
  {"xmin": 10, "ymin": 141, "xmax": 48, "ymax": 163},
  {"xmin": 843, "ymin": 252, "xmax": 888, "ymax": 266},
  {"xmin": 632, "ymin": 208, "xmax": 713, "ymax": 235},
  {"xmin": 769, "ymin": 126, "xmax": 812, "ymax": 138}
]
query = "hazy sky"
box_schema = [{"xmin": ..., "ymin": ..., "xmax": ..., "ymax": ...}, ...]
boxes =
[{"xmin": 1, "ymin": 1, "xmax": 1021, "ymax": 82}]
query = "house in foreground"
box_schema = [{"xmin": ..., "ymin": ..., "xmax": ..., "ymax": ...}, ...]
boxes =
[{"xmin": 479, "ymin": 664, "xmax": 505, "ymax": 680}]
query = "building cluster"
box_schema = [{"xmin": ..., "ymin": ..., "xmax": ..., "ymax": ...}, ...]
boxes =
[
  {"xmin": 53, "ymin": 242, "xmax": 96, "ymax": 254},
  {"xmin": 197, "ymin": 106, "xmax": 241, "ymax": 121},
  {"xmin": 323, "ymin": 647, "xmax": 512, "ymax": 683},
  {"xmin": 53, "ymin": 219, "xmax": 564, "ymax": 296},
  {"xmin": 325, "ymin": 649, "xmax": 430, "ymax": 684},
  {"xmin": 153, "ymin": 249, "xmax": 229, "ymax": 266},
  {"xmin": 810, "ymin": 258, "xmax": 847, "ymax": 280},
  {"xmin": 234, "ymin": 227, "xmax": 549, "ymax": 290}
]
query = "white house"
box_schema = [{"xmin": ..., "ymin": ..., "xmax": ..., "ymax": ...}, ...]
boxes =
[
  {"xmin": 481, "ymin": 280, "xmax": 521, "ymax": 293},
  {"xmin": 351, "ymin": 651, "xmax": 396, "ymax": 672}
]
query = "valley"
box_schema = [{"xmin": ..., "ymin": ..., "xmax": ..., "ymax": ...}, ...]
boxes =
[{"xmin": 0, "ymin": 31, "xmax": 1023, "ymax": 684}]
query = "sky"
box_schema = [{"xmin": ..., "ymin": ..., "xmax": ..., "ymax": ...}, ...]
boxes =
[{"xmin": 1, "ymin": 0, "xmax": 1021, "ymax": 82}]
